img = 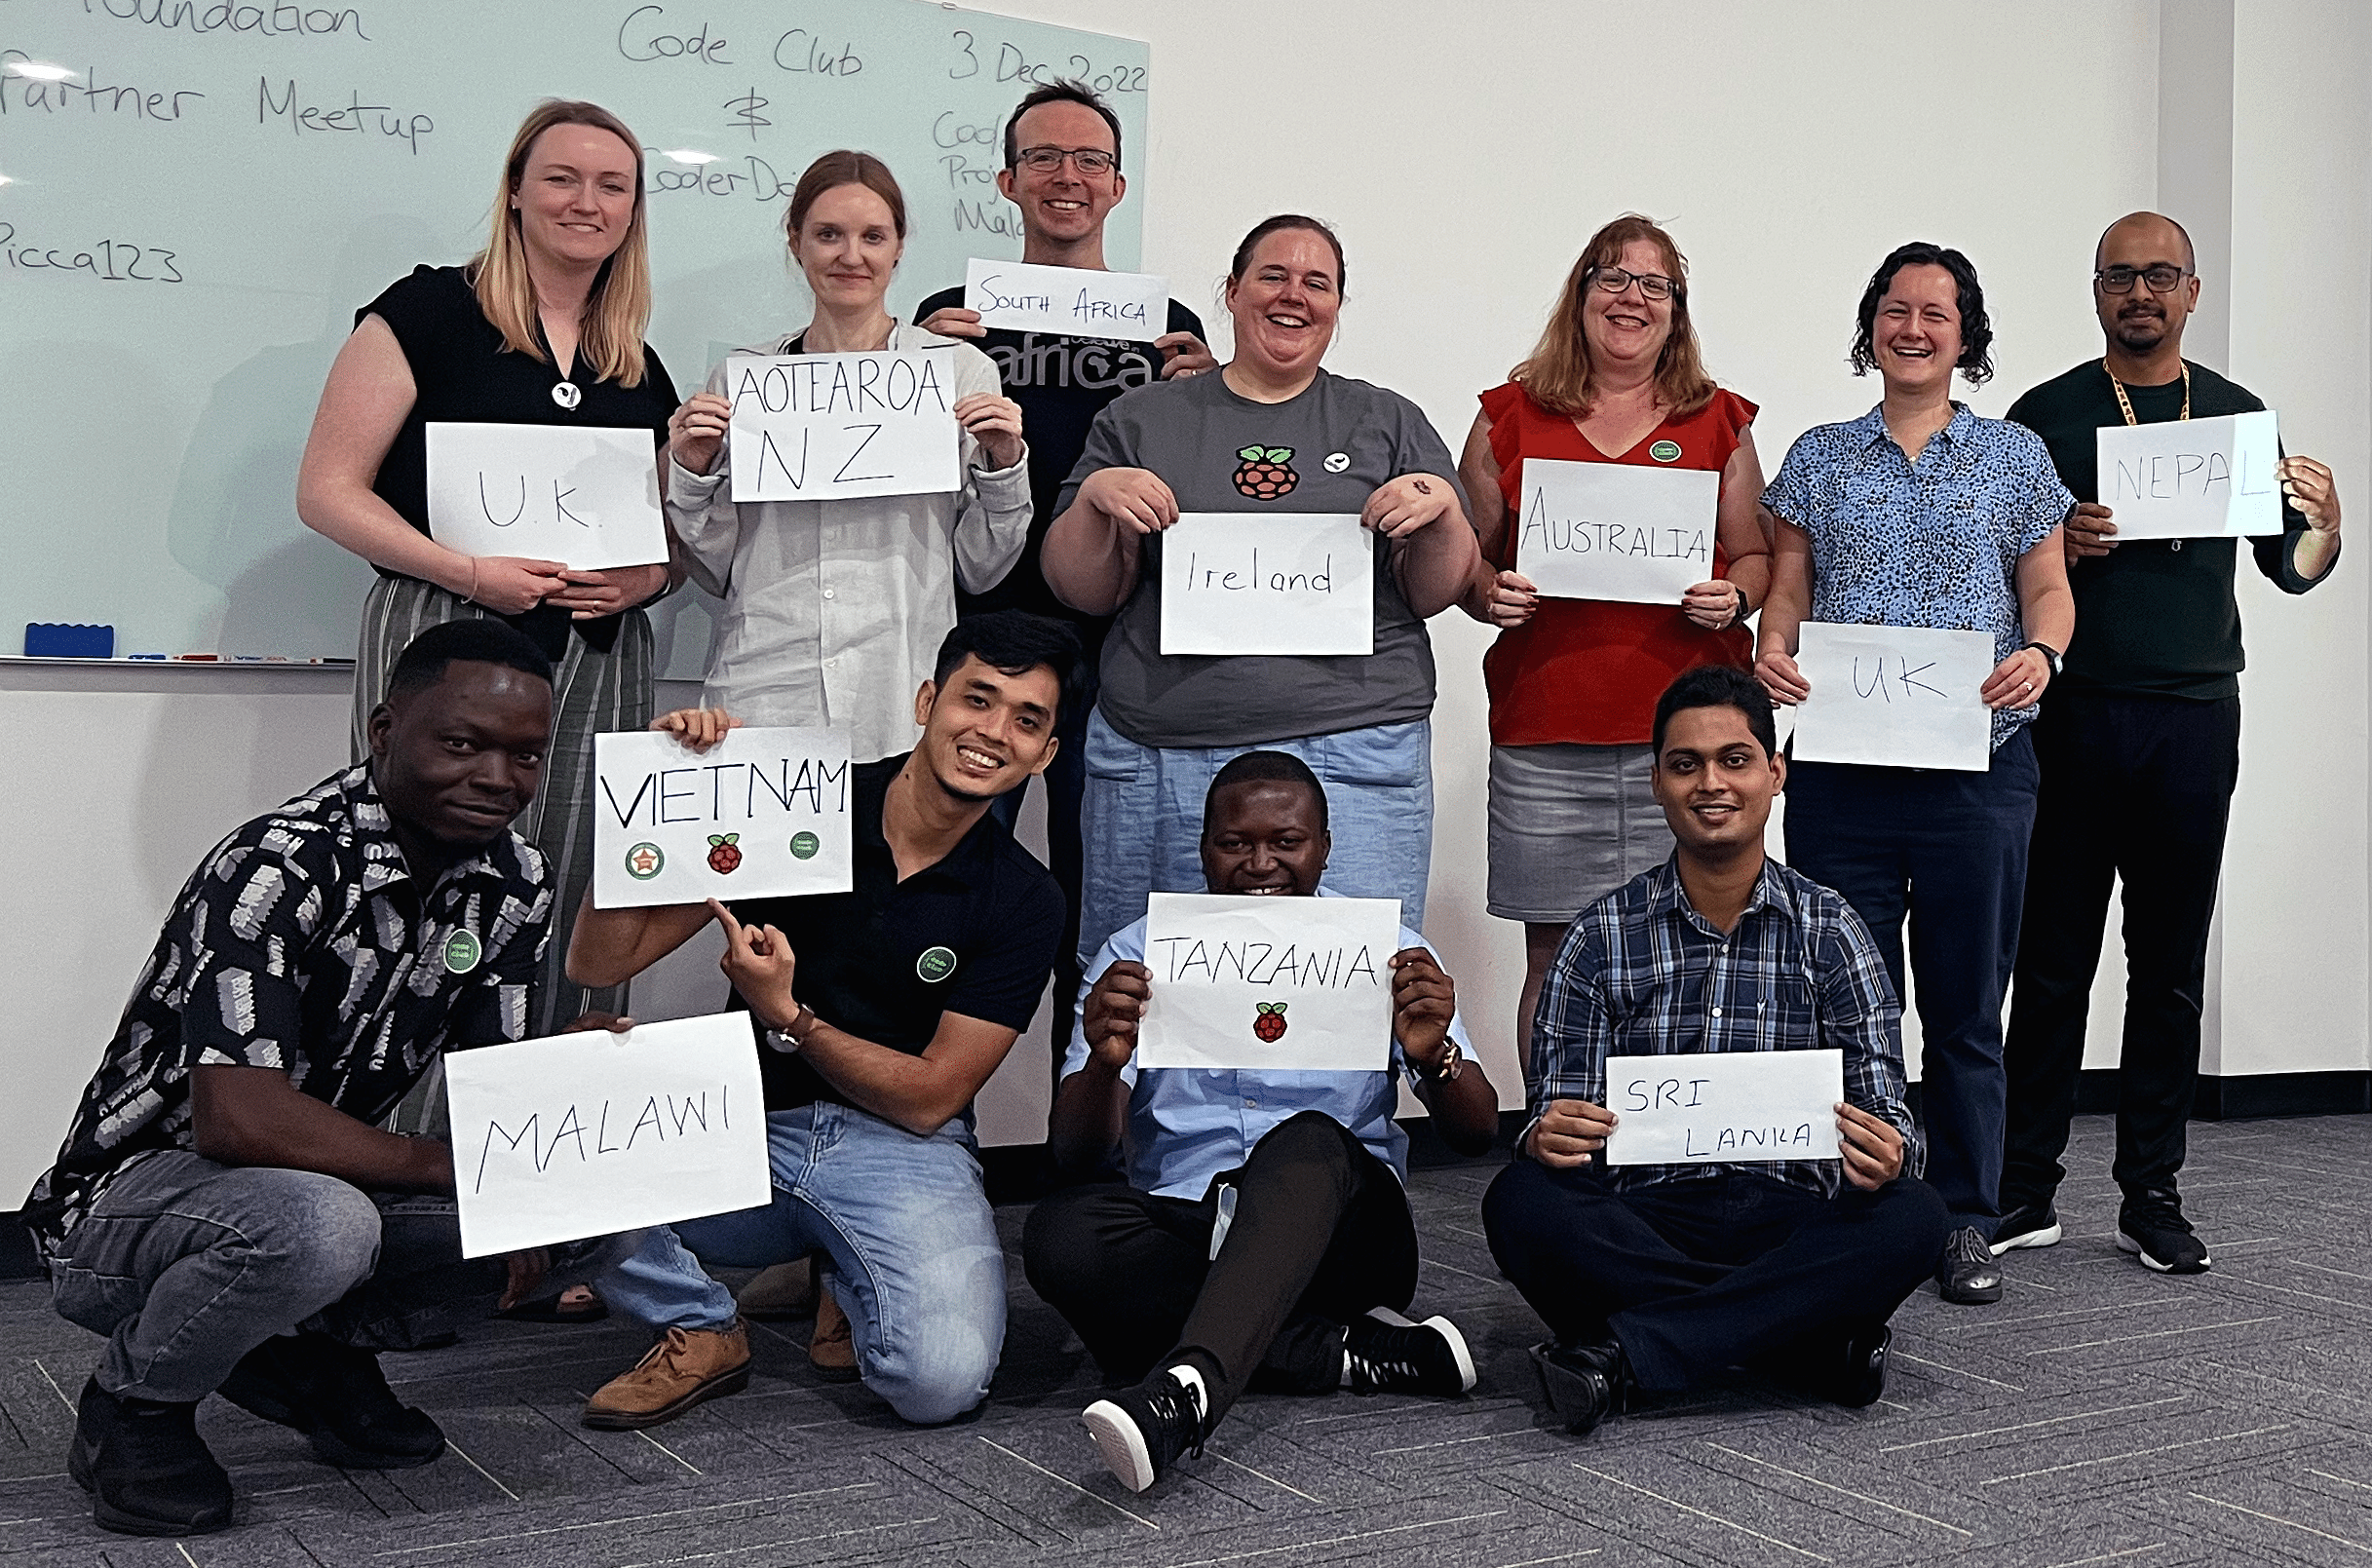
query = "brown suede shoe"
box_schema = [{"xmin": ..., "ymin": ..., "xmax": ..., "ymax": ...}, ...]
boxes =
[
  {"xmin": 734, "ymin": 1260, "xmax": 817, "ymax": 1321},
  {"xmin": 808, "ymin": 1288, "xmax": 859, "ymax": 1382},
  {"xmin": 581, "ymin": 1321, "xmax": 750, "ymax": 1430}
]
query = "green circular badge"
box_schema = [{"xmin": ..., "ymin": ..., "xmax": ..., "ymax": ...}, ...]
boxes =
[
  {"xmin": 916, "ymin": 945, "xmax": 958, "ymax": 983},
  {"xmin": 788, "ymin": 831, "xmax": 821, "ymax": 860},
  {"xmin": 1649, "ymin": 439, "xmax": 1683, "ymax": 463},
  {"xmin": 442, "ymin": 929, "xmax": 482, "ymax": 975},
  {"xmin": 624, "ymin": 842, "xmax": 666, "ymax": 880}
]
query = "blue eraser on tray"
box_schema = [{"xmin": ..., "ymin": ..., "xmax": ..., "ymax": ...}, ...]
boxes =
[{"xmin": 25, "ymin": 624, "xmax": 115, "ymax": 658}]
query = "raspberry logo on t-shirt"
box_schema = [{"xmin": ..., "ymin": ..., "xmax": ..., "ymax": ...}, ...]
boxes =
[{"xmin": 1233, "ymin": 445, "xmax": 1299, "ymax": 499}]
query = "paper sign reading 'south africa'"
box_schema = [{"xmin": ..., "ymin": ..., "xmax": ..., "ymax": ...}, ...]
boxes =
[
  {"xmin": 1515, "ymin": 457, "xmax": 1719, "ymax": 605},
  {"xmin": 1602, "ymin": 1049, "xmax": 1845, "ymax": 1166},
  {"xmin": 1789, "ymin": 622, "xmax": 1996, "ymax": 773},
  {"xmin": 444, "ymin": 1013, "xmax": 770, "ymax": 1258},
  {"xmin": 592, "ymin": 727, "xmax": 853, "ymax": 909},
  {"xmin": 1160, "ymin": 513, "xmax": 1375, "ymax": 656},
  {"xmin": 2096, "ymin": 409, "xmax": 2283, "ymax": 539},
  {"xmin": 966, "ymin": 257, "xmax": 1168, "ymax": 343},
  {"xmin": 725, "ymin": 350, "xmax": 959, "ymax": 503},
  {"xmin": 1136, "ymin": 893, "xmax": 1401, "ymax": 1072},
  {"xmin": 425, "ymin": 423, "xmax": 668, "ymax": 570}
]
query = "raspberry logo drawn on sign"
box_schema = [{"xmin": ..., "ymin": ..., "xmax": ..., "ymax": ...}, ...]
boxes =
[
  {"xmin": 707, "ymin": 834, "xmax": 743, "ymax": 874},
  {"xmin": 1252, "ymin": 1001, "xmax": 1287, "ymax": 1042},
  {"xmin": 624, "ymin": 842, "xmax": 665, "ymax": 880},
  {"xmin": 1233, "ymin": 446, "xmax": 1298, "ymax": 499}
]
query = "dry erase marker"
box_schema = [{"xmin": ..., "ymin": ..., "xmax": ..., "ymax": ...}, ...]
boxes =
[
  {"xmin": 129, "ymin": 652, "xmax": 168, "ymax": 661},
  {"xmin": 175, "ymin": 653, "xmax": 218, "ymax": 661}
]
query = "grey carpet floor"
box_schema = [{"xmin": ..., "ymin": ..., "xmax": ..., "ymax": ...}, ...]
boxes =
[{"xmin": 5, "ymin": 1112, "xmax": 2369, "ymax": 1567}]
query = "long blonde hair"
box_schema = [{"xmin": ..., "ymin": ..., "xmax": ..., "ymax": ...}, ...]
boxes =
[
  {"xmin": 471, "ymin": 99, "xmax": 653, "ymax": 388},
  {"xmin": 1512, "ymin": 214, "xmax": 1714, "ymax": 420}
]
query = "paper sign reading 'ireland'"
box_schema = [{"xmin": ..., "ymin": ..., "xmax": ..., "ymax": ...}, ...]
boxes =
[
  {"xmin": 1515, "ymin": 457, "xmax": 1719, "ymax": 605},
  {"xmin": 966, "ymin": 256, "xmax": 1168, "ymax": 343},
  {"xmin": 1160, "ymin": 513, "xmax": 1375, "ymax": 656},
  {"xmin": 425, "ymin": 423, "xmax": 668, "ymax": 570},
  {"xmin": 725, "ymin": 350, "xmax": 959, "ymax": 503},
  {"xmin": 1790, "ymin": 622, "xmax": 1995, "ymax": 772},
  {"xmin": 592, "ymin": 727, "xmax": 853, "ymax": 909},
  {"xmin": 1602, "ymin": 1049, "xmax": 1845, "ymax": 1166},
  {"xmin": 1136, "ymin": 893, "xmax": 1401, "ymax": 1072},
  {"xmin": 2096, "ymin": 409, "xmax": 2283, "ymax": 539}
]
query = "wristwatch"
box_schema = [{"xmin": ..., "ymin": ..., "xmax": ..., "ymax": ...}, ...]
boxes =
[
  {"xmin": 762, "ymin": 1004, "xmax": 817, "ymax": 1054},
  {"xmin": 2021, "ymin": 640, "xmax": 2063, "ymax": 678},
  {"xmin": 1418, "ymin": 1041, "xmax": 1466, "ymax": 1084}
]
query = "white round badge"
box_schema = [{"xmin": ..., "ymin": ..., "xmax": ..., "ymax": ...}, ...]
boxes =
[
  {"xmin": 552, "ymin": 381, "xmax": 583, "ymax": 410},
  {"xmin": 1322, "ymin": 451, "xmax": 1351, "ymax": 473}
]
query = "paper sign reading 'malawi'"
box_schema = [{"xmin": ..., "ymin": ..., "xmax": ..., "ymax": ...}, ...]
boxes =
[
  {"xmin": 966, "ymin": 256, "xmax": 1168, "ymax": 343},
  {"xmin": 726, "ymin": 349, "xmax": 959, "ymax": 503},
  {"xmin": 444, "ymin": 1013, "xmax": 770, "ymax": 1258},
  {"xmin": 592, "ymin": 727, "xmax": 853, "ymax": 909},
  {"xmin": 1602, "ymin": 1049, "xmax": 1845, "ymax": 1166},
  {"xmin": 1160, "ymin": 513, "xmax": 1375, "ymax": 656},
  {"xmin": 2096, "ymin": 409, "xmax": 2283, "ymax": 539},
  {"xmin": 1790, "ymin": 622, "xmax": 1996, "ymax": 773},
  {"xmin": 1136, "ymin": 892, "xmax": 1401, "ymax": 1072},
  {"xmin": 425, "ymin": 423, "xmax": 668, "ymax": 570},
  {"xmin": 1515, "ymin": 457, "xmax": 1719, "ymax": 605}
]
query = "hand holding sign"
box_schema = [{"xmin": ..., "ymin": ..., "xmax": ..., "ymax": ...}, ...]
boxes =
[
  {"xmin": 1081, "ymin": 960, "xmax": 1154, "ymax": 1073},
  {"xmin": 1836, "ymin": 1100, "xmax": 1906, "ymax": 1190},
  {"xmin": 1361, "ymin": 474, "xmax": 1459, "ymax": 540}
]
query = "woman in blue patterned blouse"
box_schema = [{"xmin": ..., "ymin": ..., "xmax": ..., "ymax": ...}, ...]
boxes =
[{"xmin": 1753, "ymin": 242, "xmax": 2075, "ymax": 1310}]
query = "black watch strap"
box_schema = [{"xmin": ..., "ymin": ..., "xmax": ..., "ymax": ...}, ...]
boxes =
[{"xmin": 2021, "ymin": 641, "xmax": 2063, "ymax": 677}]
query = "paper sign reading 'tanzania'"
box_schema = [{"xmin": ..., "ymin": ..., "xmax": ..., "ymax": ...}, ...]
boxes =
[
  {"xmin": 1160, "ymin": 514, "xmax": 1375, "ymax": 656},
  {"xmin": 425, "ymin": 423, "xmax": 667, "ymax": 570},
  {"xmin": 2096, "ymin": 409, "xmax": 2283, "ymax": 539},
  {"xmin": 1136, "ymin": 893, "xmax": 1401, "ymax": 1072},
  {"xmin": 725, "ymin": 350, "xmax": 958, "ymax": 503},
  {"xmin": 1515, "ymin": 458, "xmax": 1720, "ymax": 605},
  {"xmin": 1602, "ymin": 1049, "xmax": 1845, "ymax": 1166},
  {"xmin": 592, "ymin": 727, "xmax": 853, "ymax": 909},
  {"xmin": 444, "ymin": 1013, "xmax": 769, "ymax": 1257},
  {"xmin": 1790, "ymin": 622, "xmax": 1996, "ymax": 772},
  {"xmin": 966, "ymin": 257, "xmax": 1168, "ymax": 343}
]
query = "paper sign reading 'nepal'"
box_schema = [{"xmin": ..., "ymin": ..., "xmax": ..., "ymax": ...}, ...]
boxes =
[
  {"xmin": 2095, "ymin": 409, "xmax": 2283, "ymax": 540},
  {"xmin": 1160, "ymin": 513, "xmax": 1375, "ymax": 656},
  {"xmin": 965, "ymin": 256, "xmax": 1168, "ymax": 344},
  {"xmin": 1515, "ymin": 457, "xmax": 1719, "ymax": 605},
  {"xmin": 425, "ymin": 423, "xmax": 668, "ymax": 570},
  {"xmin": 725, "ymin": 349, "xmax": 959, "ymax": 504},
  {"xmin": 1789, "ymin": 622, "xmax": 1996, "ymax": 773},
  {"xmin": 592, "ymin": 727, "xmax": 853, "ymax": 909},
  {"xmin": 1135, "ymin": 892, "xmax": 1401, "ymax": 1072},
  {"xmin": 1602, "ymin": 1049, "xmax": 1845, "ymax": 1166}
]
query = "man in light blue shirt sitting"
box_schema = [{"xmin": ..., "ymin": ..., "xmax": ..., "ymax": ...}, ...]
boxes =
[{"xmin": 1023, "ymin": 751, "xmax": 1501, "ymax": 1493}]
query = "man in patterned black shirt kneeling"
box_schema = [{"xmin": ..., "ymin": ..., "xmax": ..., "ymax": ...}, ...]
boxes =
[
  {"xmin": 19, "ymin": 621, "xmax": 641, "ymax": 1538},
  {"xmin": 1482, "ymin": 666, "xmax": 1951, "ymax": 1435}
]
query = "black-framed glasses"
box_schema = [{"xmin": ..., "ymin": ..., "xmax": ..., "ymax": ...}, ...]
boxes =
[
  {"xmin": 2094, "ymin": 264, "xmax": 2189, "ymax": 294},
  {"xmin": 1586, "ymin": 265, "xmax": 1679, "ymax": 301},
  {"xmin": 1014, "ymin": 145, "xmax": 1117, "ymax": 175}
]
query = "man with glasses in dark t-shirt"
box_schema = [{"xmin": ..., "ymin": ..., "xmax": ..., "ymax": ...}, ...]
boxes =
[{"xmin": 1996, "ymin": 211, "xmax": 2343, "ymax": 1278}]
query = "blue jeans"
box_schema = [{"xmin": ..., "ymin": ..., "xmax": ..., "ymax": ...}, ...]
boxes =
[
  {"xmin": 1078, "ymin": 708, "xmax": 1435, "ymax": 975},
  {"xmin": 598, "ymin": 1102, "xmax": 1005, "ymax": 1426}
]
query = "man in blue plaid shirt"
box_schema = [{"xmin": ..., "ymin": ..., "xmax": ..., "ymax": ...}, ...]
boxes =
[{"xmin": 1483, "ymin": 667, "xmax": 1950, "ymax": 1435}]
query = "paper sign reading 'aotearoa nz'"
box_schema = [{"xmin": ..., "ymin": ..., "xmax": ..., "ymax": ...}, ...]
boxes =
[
  {"xmin": 965, "ymin": 256, "xmax": 1168, "ymax": 343},
  {"xmin": 1135, "ymin": 893, "xmax": 1402, "ymax": 1072},
  {"xmin": 1160, "ymin": 513, "xmax": 1375, "ymax": 656},
  {"xmin": 444, "ymin": 1013, "xmax": 769, "ymax": 1257},
  {"xmin": 725, "ymin": 350, "xmax": 958, "ymax": 504},
  {"xmin": 1789, "ymin": 621, "xmax": 1996, "ymax": 773},
  {"xmin": 424, "ymin": 423, "xmax": 667, "ymax": 570},
  {"xmin": 1602, "ymin": 1050, "xmax": 1845, "ymax": 1166},
  {"xmin": 591, "ymin": 726, "xmax": 853, "ymax": 909},
  {"xmin": 1515, "ymin": 457, "xmax": 1720, "ymax": 605},
  {"xmin": 2096, "ymin": 409, "xmax": 2283, "ymax": 539}
]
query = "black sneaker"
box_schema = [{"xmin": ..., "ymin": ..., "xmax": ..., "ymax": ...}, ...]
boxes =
[
  {"xmin": 69, "ymin": 1378, "xmax": 235, "ymax": 1538},
  {"xmin": 1082, "ymin": 1369, "xmax": 1208, "ymax": 1493},
  {"xmin": 217, "ymin": 1331, "xmax": 445, "ymax": 1469},
  {"xmin": 2119, "ymin": 1191, "xmax": 2210, "ymax": 1274},
  {"xmin": 1529, "ymin": 1338, "xmax": 1633, "ymax": 1436},
  {"xmin": 1936, "ymin": 1225, "xmax": 2004, "ymax": 1304},
  {"xmin": 1344, "ymin": 1308, "xmax": 1478, "ymax": 1396},
  {"xmin": 1990, "ymin": 1200, "xmax": 2063, "ymax": 1254}
]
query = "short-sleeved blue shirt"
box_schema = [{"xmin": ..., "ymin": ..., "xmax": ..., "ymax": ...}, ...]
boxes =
[{"xmin": 1763, "ymin": 403, "xmax": 2073, "ymax": 748}]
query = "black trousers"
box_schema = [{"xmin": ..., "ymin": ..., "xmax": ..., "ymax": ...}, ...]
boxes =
[
  {"xmin": 2003, "ymin": 693, "xmax": 2241, "ymax": 1208},
  {"xmin": 1022, "ymin": 1111, "xmax": 1419, "ymax": 1422},
  {"xmin": 1482, "ymin": 1162, "xmax": 1949, "ymax": 1392}
]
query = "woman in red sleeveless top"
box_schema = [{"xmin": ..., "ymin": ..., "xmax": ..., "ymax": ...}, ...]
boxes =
[{"xmin": 1457, "ymin": 215, "xmax": 1773, "ymax": 1077}]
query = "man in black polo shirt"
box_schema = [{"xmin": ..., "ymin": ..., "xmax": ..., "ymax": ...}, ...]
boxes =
[
  {"xmin": 1998, "ymin": 210, "xmax": 2343, "ymax": 1277},
  {"xmin": 572, "ymin": 611, "xmax": 1076, "ymax": 1427}
]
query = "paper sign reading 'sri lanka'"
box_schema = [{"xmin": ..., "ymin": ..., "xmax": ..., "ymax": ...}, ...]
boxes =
[
  {"xmin": 1136, "ymin": 892, "xmax": 1401, "ymax": 1073},
  {"xmin": 725, "ymin": 350, "xmax": 959, "ymax": 504},
  {"xmin": 1790, "ymin": 622, "xmax": 1995, "ymax": 773},
  {"xmin": 1160, "ymin": 513, "xmax": 1375, "ymax": 657},
  {"xmin": 425, "ymin": 423, "xmax": 668, "ymax": 570},
  {"xmin": 2096, "ymin": 409, "xmax": 2283, "ymax": 539},
  {"xmin": 1515, "ymin": 457, "xmax": 1719, "ymax": 605},
  {"xmin": 592, "ymin": 727, "xmax": 853, "ymax": 908},
  {"xmin": 966, "ymin": 256, "xmax": 1168, "ymax": 343},
  {"xmin": 1602, "ymin": 1049, "xmax": 1845, "ymax": 1166}
]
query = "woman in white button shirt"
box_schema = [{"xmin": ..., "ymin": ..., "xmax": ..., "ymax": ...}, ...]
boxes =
[{"xmin": 666, "ymin": 150, "xmax": 1031, "ymax": 761}]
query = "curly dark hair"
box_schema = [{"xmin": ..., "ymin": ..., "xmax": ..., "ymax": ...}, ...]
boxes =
[{"xmin": 1849, "ymin": 241, "xmax": 1994, "ymax": 386}]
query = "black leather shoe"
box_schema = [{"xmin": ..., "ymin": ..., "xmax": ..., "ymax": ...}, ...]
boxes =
[
  {"xmin": 1530, "ymin": 1338, "xmax": 1633, "ymax": 1435},
  {"xmin": 69, "ymin": 1378, "xmax": 234, "ymax": 1538},
  {"xmin": 218, "ymin": 1331, "xmax": 445, "ymax": 1469},
  {"xmin": 1081, "ymin": 1368, "xmax": 1209, "ymax": 1493},
  {"xmin": 1991, "ymin": 1200, "xmax": 2063, "ymax": 1254},
  {"xmin": 1936, "ymin": 1225, "xmax": 2004, "ymax": 1304},
  {"xmin": 1833, "ymin": 1324, "xmax": 1891, "ymax": 1408}
]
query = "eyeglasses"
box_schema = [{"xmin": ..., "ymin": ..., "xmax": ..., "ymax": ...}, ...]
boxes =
[
  {"xmin": 1586, "ymin": 265, "xmax": 1679, "ymax": 301},
  {"xmin": 2094, "ymin": 264, "xmax": 2189, "ymax": 294},
  {"xmin": 1014, "ymin": 145, "xmax": 1117, "ymax": 176}
]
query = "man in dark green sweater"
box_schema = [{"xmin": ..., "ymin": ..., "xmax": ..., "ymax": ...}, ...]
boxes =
[{"xmin": 1996, "ymin": 211, "xmax": 2343, "ymax": 1277}]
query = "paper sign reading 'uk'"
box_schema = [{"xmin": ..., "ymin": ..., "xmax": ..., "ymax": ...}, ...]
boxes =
[
  {"xmin": 1136, "ymin": 893, "xmax": 1401, "ymax": 1072},
  {"xmin": 966, "ymin": 256, "xmax": 1168, "ymax": 343},
  {"xmin": 2096, "ymin": 409, "xmax": 2283, "ymax": 539},
  {"xmin": 1515, "ymin": 458, "xmax": 1719, "ymax": 605},
  {"xmin": 592, "ymin": 727, "xmax": 853, "ymax": 909},
  {"xmin": 725, "ymin": 350, "xmax": 959, "ymax": 503},
  {"xmin": 1160, "ymin": 513, "xmax": 1375, "ymax": 656},
  {"xmin": 1790, "ymin": 622, "xmax": 1996, "ymax": 772},
  {"xmin": 1603, "ymin": 1049, "xmax": 1845, "ymax": 1166},
  {"xmin": 444, "ymin": 1013, "xmax": 770, "ymax": 1258},
  {"xmin": 425, "ymin": 423, "xmax": 668, "ymax": 570}
]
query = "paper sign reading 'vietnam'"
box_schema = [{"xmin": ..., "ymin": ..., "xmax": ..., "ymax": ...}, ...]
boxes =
[
  {"xmin": 1515, "ymin": 458, "xmax": 1719, "ymax": 605},
  {"xmin": 966, "ymin": 256, "xmax": 1168, "ymax": 343},
  {"xmin": 1136, "ymin": 893, "xmax": 1401, "ymax": 1072},
  {"xmin": 1790, "ymin": 622, "xmax": 1995, "ymax": 772},
  {"xmin": 425, "ymin": 423, "xmax": 668, "ymax": 570},
  {"xmin": 1602, "ymin": 1049, "xmax": 1845, "ymax": 1166},
  {"xmin": 444, "ymin": 1013, "xmax": 770, "ymax": 1258},
  {"xmin": 592, "ymin": 727, "xmax": 853, "ymax": 909},
  {"xmin": 726, "ymin": 349, "xmax": 959, "ymax": 503},
  {"xmin": 1160, "ymin": 513, "xmax": 1375, "ymax": 656},
  {"xmin": 2096, "ymin": 409, "xmax": 2283, "ymax": 539}
]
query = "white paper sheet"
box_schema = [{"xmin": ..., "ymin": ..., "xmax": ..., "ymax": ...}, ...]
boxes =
[
  {"xmin": 1790, "ymin": 622, "xmax": 1996, "ymax": 772},
  {"xmin": 724, "ymin": 350, "xmax": 959, "ymax": 503},
  {"xmin": 1514, "ymin": 457, "xmax": 1720, "ymax": 605},
  {"xmin": 2095, "ymin": 409, "xmax": 2283, "ymax": 539},
  {"xmin": 425, "ymin": 423, "xmax": 667, "ymax": 569},
  {"xmin": 1136, "ymin": 893, "xmax": 1401, "ymax": 1072},
  {"xmin": 1602, "ymin": 1049, "xmax": 1845, "ymax": 1166},
  {"xmin": 965, "ymin": 256, "xmax": 1168, "ymax": 343},
  {"xmin": 1159, "ymin": 513, "xmax": 1374, "ymax": 656},
  {"xmin": 444, "ymin": 1013, "xmax": 770, "ymax": 1257},
  {"xmin": 591, "ymin": 727, "xmax": 853, "ymax": 909}
]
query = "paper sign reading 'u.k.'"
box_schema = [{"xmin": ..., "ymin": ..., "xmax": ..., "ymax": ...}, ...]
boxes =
[
  {"xmin": 1515, "ymin": 457, "xmax": 1719, "ymax": 605},
  {"xmin": 592, "ymin": 727, "xmax": 853, "ymax": 909},
  {"xmin": 1602, "ymin": 1050, "xmax": 1845, "ymax": 1166},
  {"xmin": 1136, "ymin": 893, "xmax": 1401, "ymax": 1072},
  {"xmin": 1160, "ymin": 513, "xmax": 1375, "ymax": 656},
  {"xmin": 725, "ymin": 350, "xmax": 959, "ymax": 503},
  {"xmin": 425, "ymin": 423, "xmax": 668, "ymax": 570},
  {"xmin": 1789, "ymin": 622, "xmax": 1995, "ymax": 772},
  {"xmin": 2095, "ymin": 409, "xmax": 2283, "ymax": 539}
]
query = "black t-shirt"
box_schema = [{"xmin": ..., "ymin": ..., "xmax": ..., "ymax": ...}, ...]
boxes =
[
  {"xmin": 728, "ymin": 756, "xmax": 1063, "ymax": 1114},
  {"xmin": 360, "ymin": 265, "xmax": 680, "ymax": 657},
  {"xmin": 914, "ymin": 283, "xmax": 1205, "ymax": 637},
  {"xmin": 2007, "ymin": 359, "xmax": 2323, "ymax": 700}
]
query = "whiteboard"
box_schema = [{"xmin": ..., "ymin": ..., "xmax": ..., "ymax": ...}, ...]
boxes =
[{"xmin": 0, "ymin": 0, "xmax": 1149, "ymax": 672}]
